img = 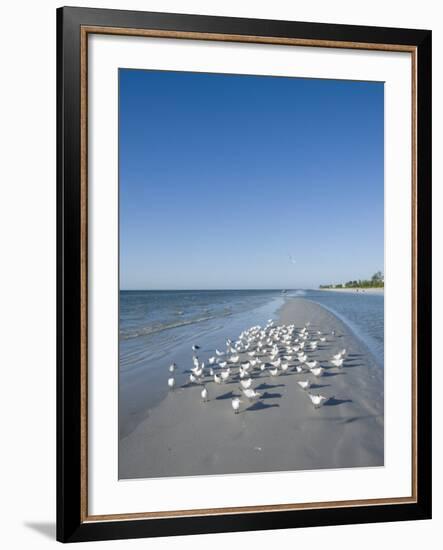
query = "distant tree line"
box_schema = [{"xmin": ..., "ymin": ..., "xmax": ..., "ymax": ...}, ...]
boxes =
[{"xmin": 320, "ymin": 271, "xmax": 384, "ymax": 289}]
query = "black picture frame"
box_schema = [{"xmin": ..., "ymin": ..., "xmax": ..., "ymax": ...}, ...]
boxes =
[{"xmin": 57, "ymin": 6, "xmax": 432, "ymax": 543}]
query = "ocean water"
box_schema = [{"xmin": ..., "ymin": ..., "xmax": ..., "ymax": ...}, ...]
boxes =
[
  {"xmin": 120, "ymin": 290, "xmax": 284, "ymax": 371},
  {"xmin": 119, "ymin": 290, "xmax": 284, "ymax": 437},
  {"xmin": 289, "ymin": 289, "xmax": 384, "ymax": 367},
  {"xmin": 119, "ymin": 289, "xmax": 384, "ymax": 438}
]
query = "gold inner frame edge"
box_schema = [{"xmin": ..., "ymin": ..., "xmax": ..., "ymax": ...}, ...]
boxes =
[{"xmin": 79, "ymin": 25, "xmax": 418, "ymax": 523}]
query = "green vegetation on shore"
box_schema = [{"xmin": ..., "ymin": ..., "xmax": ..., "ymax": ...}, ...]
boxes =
[{"xmin": 319, "ymin": 271, "xmax": 384, "ymax": 289}]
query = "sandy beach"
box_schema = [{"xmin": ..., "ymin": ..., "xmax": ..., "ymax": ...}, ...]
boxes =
[
  {"xmin": 119, "ymin": 297, "xmax": 384, "ymax": 479},
  {"xmin": 319, "ymin": 288, "xmax": 384, "ymax": 295}
]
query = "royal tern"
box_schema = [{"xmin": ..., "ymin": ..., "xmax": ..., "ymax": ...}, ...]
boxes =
[
  {"xmin": 231, "ymin": 397, "xmax": 242, "ymax": 414},
  {"xmin": 220, "ymin": 370, "xmax": 230, "ymax": 382},
  {"xmin": 297, "ymin": 380, "xmax": 311, "ymax": 390},
  {"xmin": 169, "ymin": 363, "xmax": 177, "ymax": 373},
  {"xmin": 201, "ymin": 386, "xmax": 208, "ymax": 402},
  {"xmin": 240, "ymin": 378, "xmax": 252, "ymax": 390},
  {"xmin": 242, "ymin": 388, "xmax": 262, "ymax": 400},
  {"xmin": 310, "ymin": 366, "xmax": 324, "ymax": 377},
  {"xmin": 308, "ymin": 393, "xmax": 328, "ymax": 408}
]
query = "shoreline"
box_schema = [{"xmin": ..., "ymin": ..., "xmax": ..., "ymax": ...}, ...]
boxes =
[
  {"xmin": 119, "ymin": 294, "xmax": 284, "ymax": 439},
  {"xmin": 318, "ymin": 287, "xmax": 384, "ymax": 295},
  {"xmin": 119, "ymin": 297, "xmax": 384, "ymax": 480}
]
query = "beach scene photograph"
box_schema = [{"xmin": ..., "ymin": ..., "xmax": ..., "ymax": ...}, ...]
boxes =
[{"xmin": 118, "ymin": 69, "xmax": 384, "ymax": 480}]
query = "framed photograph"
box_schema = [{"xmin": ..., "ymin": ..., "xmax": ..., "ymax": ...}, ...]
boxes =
[{"xmin": 57, "ymin": 6, "xmax": 432, "ymax": 543}]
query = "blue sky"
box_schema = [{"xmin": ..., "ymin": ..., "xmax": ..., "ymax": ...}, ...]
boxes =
[{"xmin": 119, "ymin": 69, "xmax": 384, "ymax": 290}]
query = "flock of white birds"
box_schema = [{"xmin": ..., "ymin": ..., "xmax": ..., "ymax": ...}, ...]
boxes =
[{"xmin": 167, "ymin": 319, "xmax": 347, "ymax": 414}]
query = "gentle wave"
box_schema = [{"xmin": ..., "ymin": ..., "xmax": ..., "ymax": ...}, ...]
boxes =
[
  {"xmin": 303, "ymin": 295, "xmax": 384, "ymax": 367},
  {"xmin": 119, "ymin": 312, "xmax": 232, "ymax": 340}
]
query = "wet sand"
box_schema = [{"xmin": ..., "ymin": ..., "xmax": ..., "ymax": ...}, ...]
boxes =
[{"xmin": 119, "ymin": 297, "xmax": 384, "ymax": 479}]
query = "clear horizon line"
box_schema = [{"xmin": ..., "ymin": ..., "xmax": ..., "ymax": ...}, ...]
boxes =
[{"xmin": 120, "ymin": 287, "xmax": 317, "ymax": 291}]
